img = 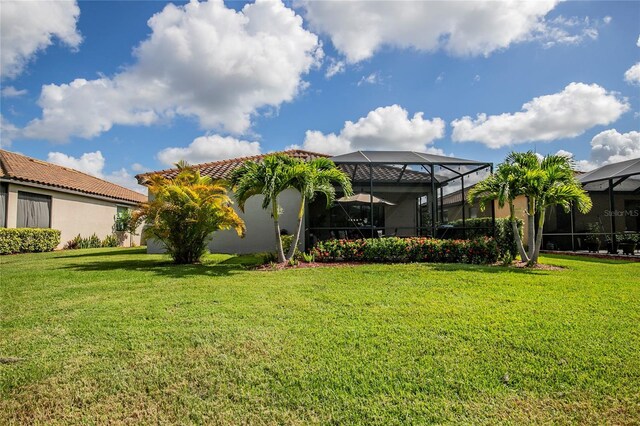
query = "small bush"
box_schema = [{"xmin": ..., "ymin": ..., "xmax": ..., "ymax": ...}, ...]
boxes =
[
  {"xmin": 101, "ymin": 234, "xmax": 119, "ymax": 247},
  {"xmin": 312, "ymin": 236, "xmax": 499, "ymax": 265},
  {"xmin": 0, "ymin": 228, "xmax": 61, "ymax": 255},
  {"xmin": 64, "ymin": 233, "xmax": 109, "ymax": 250}
]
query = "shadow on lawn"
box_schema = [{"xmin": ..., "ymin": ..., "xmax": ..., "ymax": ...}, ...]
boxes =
[
  {"xmin": 61, "ymin": 254, "xmax": 259, "ymax": 278},
  {"xmin": 55, "ymin": 247, "xmax": 146, "ymax": 259},
  {"xmin": 426, "ymin": 263, "xmax": 550, "ymax": 275}
]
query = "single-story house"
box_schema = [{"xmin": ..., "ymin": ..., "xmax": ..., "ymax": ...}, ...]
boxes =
[
  {"xmin": 542, "ymin": 157, "xmax": 640, "ymax": 252},
  {"xmin": 136, "ymin": 149, "xmax": 493, "ymax": 254},
  {"xmin": 0, "ymin": 149, "xmax": 147, "ymax": 248}
]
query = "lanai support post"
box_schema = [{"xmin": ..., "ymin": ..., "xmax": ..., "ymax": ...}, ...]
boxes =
[
  {"xmin": 461, "ymin": 174, "xmax": 466, "ymax": 239},
  {"xmin": 608, "ymin": 178, "xmax": 616, "ymax": 253},
  {"xmin": 370, "ymin": 164, "xmax": 374, "ymax": 238},
  {"xmin": 430, "ymin": 165, "xmax": 436, "ymax": 237}
]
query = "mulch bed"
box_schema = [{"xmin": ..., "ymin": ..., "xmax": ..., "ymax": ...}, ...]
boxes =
[{"xmin": 255, "ymin": 260, "xmax": 565, "ymax": 271}]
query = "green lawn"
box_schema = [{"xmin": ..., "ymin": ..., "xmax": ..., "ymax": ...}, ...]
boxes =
[{"xmin": 1, "ymin": 248, "xmax": 639, "ymax": 424}]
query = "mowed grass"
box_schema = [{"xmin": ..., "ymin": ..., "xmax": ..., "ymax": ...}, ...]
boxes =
[{"xmin": 1, "ymin": 248, "xmax": 639, "ymax": 425}]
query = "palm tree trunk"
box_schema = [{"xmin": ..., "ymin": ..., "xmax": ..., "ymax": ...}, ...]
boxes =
[
  {"xmin": 287, "ymin": 195, "xmax": 305, "ymax": 261},
  {"xmin": 527, "ymin": 197, "xmax": 536, "ymax": 260},
  {"xmin": 272, "ymin": 200, "xmax": 286, "ymax": 263},
  {"xmin": 510, "ymin": 202, "xmax": 529, "ymax": 262},
  {"xmin": 531, "ymin": 208, "xmax": 546, "ymax": 265}
]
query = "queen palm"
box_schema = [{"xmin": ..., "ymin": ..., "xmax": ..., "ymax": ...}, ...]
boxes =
[
  {"xmin": 230, "ymin": 154, "xmax": 300, "ymax": 263},
  {"xmin": 132, "ymin": 162, "xmax": 245, "ymax": 264},
  {"xmin": 286, "ymin": 158, "xmax": 352, "ymax": 260}
]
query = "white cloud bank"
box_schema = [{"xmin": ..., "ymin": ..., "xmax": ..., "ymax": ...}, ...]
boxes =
[
  {"xmin": 300, "ymin": 105, "xmax": 445, "ymax": 155},
  {"xmin": 451, "ymin": 83, "xmax": 629, "ymax": 148},
  {"xmin": 23, "ymin": 0, "xmax": 321, "ymax": 142},
  {"xmin": 47, "ymin": 151, "xmax": 144, "ymax": 193},
  {"xmin": 624, "ymin": 63, "xmax": 640, "ymax": 86},
  {"xmin": 557, "ymin": 130, "xmax": 640, "ymax": 171},
  {"xmin": 157, "ymin": 135, "xmax": 261, "ymax": 166},
  {"xmin": 0, "ymin": 1, "xmax": 81, "ymax": 79},
  {"xmin": 300, "ymin": 1, "xmax": 600, "ymax": 63}
]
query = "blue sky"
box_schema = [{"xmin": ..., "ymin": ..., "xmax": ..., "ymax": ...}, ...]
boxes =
[{"xmin": 1, "ymin": 0, "xmax": 639, "ymax": 191}]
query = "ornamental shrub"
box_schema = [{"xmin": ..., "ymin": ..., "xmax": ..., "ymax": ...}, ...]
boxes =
[
  {"xmin": 312, "ymin": 236, "xmax": 499, "ymax": 265},
  {"xmin": 447, "ymin": 217, "xmax": 522, "ymax": 257},
  {"xmin": 0, "ymin": 228, "xmax": 61, "ymax": 255}
]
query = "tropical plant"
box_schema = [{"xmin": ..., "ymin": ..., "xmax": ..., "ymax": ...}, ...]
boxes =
[
  {"xmin": 132, "ymin": 162, "xmax": 245, "ymax": 264},
  {"xmin": 114, "ymin": 208, "xmax": 139, "ymax": 247},
  {"xmin": 285, "ymin": 157, "xmax": 352, "ymax": 260},
  {"xmin": 469, "ymin": 151, "xmax": 592, "ymax": 266}
]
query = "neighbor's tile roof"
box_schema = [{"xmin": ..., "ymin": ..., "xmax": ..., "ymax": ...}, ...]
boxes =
[
  {"xmin": 136, "ymin": 149, "xmax": 329, "ymax": 183},
  {"xmin": 0, "ymin": 149, "xmax": 147, "ymax": 204},
  {"xmin": 137, "ymin": 149, "xmax": 434, "ymax": 184}
]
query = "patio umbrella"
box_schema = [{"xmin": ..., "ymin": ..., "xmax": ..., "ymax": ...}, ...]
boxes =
[{"xmin": 337, "ymin": 193, "xmax": 396, "ymax": 205}]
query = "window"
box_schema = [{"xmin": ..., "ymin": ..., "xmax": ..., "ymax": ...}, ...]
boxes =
[
  {"xmin": 0, "ymin": 183, "xmax": 7, "ymax": 228},
  {"xmin": 17, "ymin": 191, "xmax": 51, "ymax": 228},
  {"xmin": 469, "ymin": 207, "xmax": 478, "ymax": 219}
]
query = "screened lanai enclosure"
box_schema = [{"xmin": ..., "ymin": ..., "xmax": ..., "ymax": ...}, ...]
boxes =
[
  {"xmin": 305, "ymin": 151, "xmax": 494, "ymax": 245},
  {"xmin": 542, "ymin": 158, "xmax": 640, "ymax": 254}
]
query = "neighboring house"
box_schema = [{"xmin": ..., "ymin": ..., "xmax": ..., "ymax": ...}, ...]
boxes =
[
  {"xmin": 543, "ymin": 157, "xmax": 640, "ymax": 251},
  {"xmin": 441, "ymin": 185, "xmax": 531, "ymax": 244},
  {"xmin": 137, "ymin": 149, "xmax": 492, "ymax": 254},
  {"xmin": 0, "ymin": 150, "xmax": 147, "ymax": 248}
]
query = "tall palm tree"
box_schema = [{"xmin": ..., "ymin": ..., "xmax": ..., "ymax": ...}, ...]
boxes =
[
  {"xmin": 230, "ymin": 154, "xmax": 299, "ymax": 263},
  {"xmin": 529, "ymin": 154, "xmax": 592, "ymax": 263},
  {"xmin": 286, "ymin": 158, "xmax": 353, "ymax": 260},
  {"xmin": 132, "ymin": 162, "xmax": 245, "ymax": 264},
  {"xmin": 469, "ymin": 151, "xmax": 592, "ymax": 266}
]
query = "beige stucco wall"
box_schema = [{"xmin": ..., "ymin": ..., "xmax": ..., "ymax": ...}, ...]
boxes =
[
  {"xmin": 147, "ymin": 188, "xmax": 303, "ymax": 255},
  {"xmin": 5, "ymin": 182, "xmax": 142, "ymax": 249}
]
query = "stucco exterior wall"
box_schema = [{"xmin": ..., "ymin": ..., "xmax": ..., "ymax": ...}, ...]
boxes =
[
  {"xmin": 5, "ymin": 182, "xmax": 142, "ymax": 248},
  {"xmin": 147, "ymin": 188, "xmax": 303, "ymax": 255}
]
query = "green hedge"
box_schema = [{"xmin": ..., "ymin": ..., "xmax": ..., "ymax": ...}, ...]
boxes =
[
  {"xmin": 447, "ymin": 217, "xmax": 523, "ymax": 257},
  {"xmin": 0, "ymin": 228, "xmax": 61, "ymax": 255},
  {"xmin": 312, "ymin": 236, "xmax": 499, "ymax": 265}
]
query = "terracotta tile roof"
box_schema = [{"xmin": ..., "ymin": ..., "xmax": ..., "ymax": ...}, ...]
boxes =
[
  {"xmin": 137, "ymin": 149, "xmax": 434, "ymax": 184},
  {"xmin": 0, "ymin": 149, "xmax": 147, "ymax": 204},
  {"xmin": 136, "ymin": 149, "xmax": 329, "ymax": 183}
]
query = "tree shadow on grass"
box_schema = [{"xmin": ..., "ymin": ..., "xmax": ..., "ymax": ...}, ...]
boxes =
[
  {"xmin": 55, "ymin": 247, "xmax": 147, "ymax": 259},
  {"xmin": 61, "ymin": 254, "xmax": 262, "ymax": 278},
  {"xmin": 425, "ymin": 263, "xmax": 551, "ymax": 275}
]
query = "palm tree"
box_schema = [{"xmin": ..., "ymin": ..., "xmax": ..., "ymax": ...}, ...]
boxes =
[
  {"xmin": 469, "ymin": 151, "xmax": 592, "ymax": 266},
  {"xmin": 529, "ymin": 154, "xmax": 592, "ymax": 264},
  {"xmin": 468, "ymin": 162, "xmax": 528, "ymax": 261},
  {"xmin": 230, "ymin": 154, "xmax": 300, "ymax": 263},
  {"xmin": 132, "ymin": 162, "xmax": 245, "ymax": 264},
  {"xmin": 286, "ymin": 158, "xmax": 353, "ymax": 260}
]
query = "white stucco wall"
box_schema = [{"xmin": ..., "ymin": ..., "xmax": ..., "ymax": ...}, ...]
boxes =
[
  {"xmin": 146, "ymin": 188, "xmax": 304, "ymax": 255},
  {"xmin": 5, "ymin": 183, "xmax": 142, "ymax": 249}
]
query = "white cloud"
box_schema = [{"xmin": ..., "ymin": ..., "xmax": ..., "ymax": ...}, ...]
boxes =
[
  {"xmin": 603, "ymin": 16, "xmax": 612, "ymax": 25},
  {"xmin": 0, "ymin": 1, "xmax": 81, "ymax": 79},
  {"xmin": 300, "ymin": 1, "xmax": 586, "ymax": 63},
  {"xmin": 590, "ymin": 129, "xmax": 640, "ymax": 165},
  {"xmin": 357, "ymin": 72, "xmax": 381, "ymax": 86},
  {"xmin": 637, "ymin": 35, "xmax": 640, "ymax": 47},
  {"xmin": 624, "ymin": 63, "xmax": 640, "ymax": 86},
  {"xmin": 23, "ymin": 0, "xmax": 321, "ymax": 142},
  {"xmin": 451, "ymin": 83, "xmax": 629, "ymax": 148},
  {"xmin": 157, "ymin": 135, "xmax": 261, "ymax": 166},
  {"xmin": 556, "ymin": 130, "xmax": 640, "ymax": 172},
  {"xmin": 130, "ymin": 163, "xmax": 148, "ymax": 173},
  {"xmin": 1, "ymin": 86, "xmax": 27, "ymax": 98},
  {"xmin": 47, "ymin": 151, "xmax": 105, "ymax": 175},
  {"xmin": 435, "ymin": 73, "xmax": 445, "ymax": 83},
  {"xmin": 302, "ymin": 105, "xmax": 445, "ymax": 155},
  {"xmin": 0, "ymin": 115, "xmax": 19, "ymax": 147},
  {"xmin": 47, "ymin": 150, "xmax": 144, "ymax": 193},
  {"xmin": 325, "ymin": 57, "xmax": 345, "ymax": 78},
  {"xmin": 530, "ymin": 15, "xmax": 600, "ymax": 48}
]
